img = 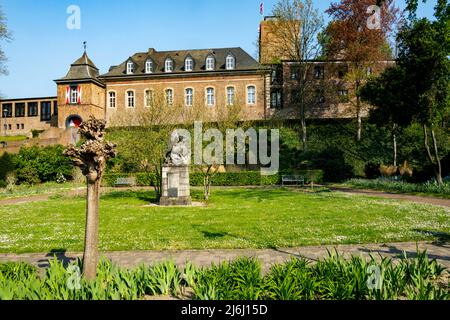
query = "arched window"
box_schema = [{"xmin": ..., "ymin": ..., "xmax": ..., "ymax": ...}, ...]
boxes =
[
  {"xmin": 165, "ymin": 89, "xmax": 174, "ymax": 106},
  {"xmin": 185, "ymin": 88, "xmax": 194, "ymax": 106},
  {"xmin": 145, "ymin": 60, "xmax": 153, "ymax": 73},
  {"xmin": 226, "ymin": 86, "xmax": 235, "ymax": 106},
  {"xmin": 126, "ymin": 61, "xmax": 134, "ymax": 74},
  {"xmin": 145, "ymin": 90, "xmax": 153, "ymax": 107},
  {"xmin": 205, "ymin": 55, "xmax": 215, "ymax": 71},
  {"xmin": 185, "ymin": 57, "xmax": 194, "ymax": 72},
  {"xmin": 108, "ymin": 91, "xmax": 116, "ymax": 108},
  {"xmin": 206, "ymin": 87, "xmax": 215, "ymax": 106},
  {"xmin": 247, "ymin": 86, "xmax": 256, "ymax": 105},
  {"xmin": 126, "ymin": 90, "xmax": 135, "ymax": 108},
  {"xmin": 165, "ymin": 58, "xmax": 173, "ymax": 73},
  {"xmin": 226, "ymin": 54, "xmax": 235, "ymax": 70}
]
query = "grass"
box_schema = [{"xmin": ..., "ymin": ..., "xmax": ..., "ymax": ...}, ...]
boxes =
[
  {"xmin": 341, "ymin": 179, "xmax": 450, "ymax": 199},
  {"xmin": 0, "ymin": 181, "xmax": 85, "ymax": 201},
  {"xmin": 0, "ymin": 135, "xmax": 28, "ymax": 142},
  {"xmin": 0, "ymin": 187, "xmax": 448, "ymax": 253}
]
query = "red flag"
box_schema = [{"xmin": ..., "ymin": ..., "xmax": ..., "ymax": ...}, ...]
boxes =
[{"xmin": 260, "ymin": 2, "xmax": 264, "ymax": 15}]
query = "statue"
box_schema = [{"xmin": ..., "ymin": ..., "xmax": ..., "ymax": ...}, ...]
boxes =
[{"xmin": 165, "ymin": 131, "xmax": 190, "ymax": 166}]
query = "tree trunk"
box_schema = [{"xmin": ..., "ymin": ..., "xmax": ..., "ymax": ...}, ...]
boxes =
[
  {"xmin": 204, "ymin": 175, "xmax": 210, "ymax": 200},
  {"xmin": 83, "ymin": 176, "xmax": 100, "ymax": 280},
  {"xmin": 423, "ymin": 125, "xmax": 443, "ymax": 186},
  {"xmin": 301, "ymin": 115, "xmax": 307, "ymax": 152},
  {"xmin": 356, "ymin": 95, "xmax": 362, "ymax": 142},
  {"xmin": 431, "ymin": 128, "xmax": 443, "ymax": 186},
  {"xmin": 393, "ymin": 132, "xmax": 397, "ymax": 167}
]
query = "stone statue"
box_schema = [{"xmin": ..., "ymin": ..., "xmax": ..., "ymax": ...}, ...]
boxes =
[{"xmin": 165, "ymin": 131, "xmax": 190, "ymax": 166}]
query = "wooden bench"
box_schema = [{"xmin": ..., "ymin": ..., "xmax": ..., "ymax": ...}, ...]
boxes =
[
  {"xmin": 282, "ymin": 175, "xmax": 305, "ymax": 186},
  {"xmin": 114, "ymin": 177, "xmax": 137, "ymax": 187}
]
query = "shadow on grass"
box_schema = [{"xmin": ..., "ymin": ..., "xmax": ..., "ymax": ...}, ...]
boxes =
[
  {"xmin": 412, "ymin": 229, "xmax": 450, "ymax": 244},
  {"xmin": 37, "ymin": 249, "xmax": 76, "ymax": 268}
]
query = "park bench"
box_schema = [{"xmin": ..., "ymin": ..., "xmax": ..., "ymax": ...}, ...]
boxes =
[
  {"xmin": 114, "ymin": 177, "xmax": 137, "ymax": 187},
  {"xmin": 282, "ymin": 175, "xmax": 305, "ymax": 186}
]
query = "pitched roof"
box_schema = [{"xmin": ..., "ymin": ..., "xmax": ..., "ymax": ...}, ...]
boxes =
[
  {"xmin": 56, "ymin": 52, "xmax": 101, "ymax": 82},
  {"xmin": 101, "ymin": 47, "xmax": 260, "ymax": 77}
]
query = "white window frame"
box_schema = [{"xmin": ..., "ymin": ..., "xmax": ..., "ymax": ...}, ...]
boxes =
[
  {"xmin": 185, "ymin": 88, "xmax": 194, "ymax": 107},
  {"xmin": 165, "ymin": 88, "xmax": 174, "ymax": 106},
  {"xmin": 144, "ymin": 89, "xmax": 154, "ymax": 108},
  {"xmin": 108, "ymin": 91, "xmax": 116, "ymax": 108},
  {"xmin": 226, "ymin": 55, "xmax": 235, "ymax": 70},
  {"xmin": 126, "ymin": 61, "xmax": 135, "ymax": 75},
  {"xmin": 206, "ymin": 87, "xmax": 215, "ymax": 107},
  {"xmin": 145, "ymin": 60, "xmax": 153, "ymax": 74},
  {"xmin": 70, "ymin": 87, "xmax": 78, "ymax": 104},
  {"xmin": 226, "ymin": 86, "xmax": 235, "ymax": 106},
  {"xmin": 206, "ymin": 56, "xmax": 215, "ymax": 71},
  {"xmin": 165, "ymin": 58, "xmax": 173, "ymax": 73},
  {"xmin": 246, "ymin": 85, "xmax": 256, "ymax": 105},
  {"xmin": 126, "ymin": 90, "xmax": 135, "ymax": 108},
  {"xmin": 185, "ymin": 57, "xmax": 194, "ymax": 72}
]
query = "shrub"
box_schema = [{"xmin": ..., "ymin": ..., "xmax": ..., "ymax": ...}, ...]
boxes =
[
  {"xmin": 102, "ymin": 170, "xmax": 324, "ymax": 187},
  {"xmin": 345, "ymin": 178, "xmax": 450, "ymax": 195}
]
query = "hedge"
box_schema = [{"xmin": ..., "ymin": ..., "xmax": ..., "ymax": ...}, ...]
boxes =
[{"xmin": 102, "ymin": 170, "xmax": 324, "ymax": 187}]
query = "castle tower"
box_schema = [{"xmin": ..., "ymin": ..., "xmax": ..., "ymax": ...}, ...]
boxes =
[{"xmin": 54, "ymin": 51, "xmax": 106, "ymax": 133}]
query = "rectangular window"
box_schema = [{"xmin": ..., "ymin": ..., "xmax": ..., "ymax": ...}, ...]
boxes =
[
  {"xmin": 1, "ymin": 104, "xmax": 12, "ymax": 118},
  {"xmin": 185, "ymin": 88, "xmax": 193, "ymax": 107},
  {"xmin": 206, "ymin": 88, "xmax": 215, "ymax": 106},
  {"xmin": 166, "ymin": 89, "xmax": 173, "ymax": 106},
  {"xmin": 316, "ymin": 89, "xmax": 325, "ymax": 104},
  {"xmin": 21, "ymin": 124, "xmax": 24, "ymax": 130},
  {"xmin": 271, "ymin": 90, "xmax": 282, "ymax": 109},
  {"xmin": 290, "ymin": 66, "xmax": 300, "ymax": 80},
  {"xmin": 28, "ymin": 102, "xmax": 38, "ymax": 117},
  {"xmin": 16, "ymin": 124, "xmax": 20, "ymax": 130},
  {"xmin": 53, "ymin": 101, "xmax": 58, "ymax": 115},
  {"xmin": 8, "ymin": 124, "xmax": 11, "ymax": 130},
  {"xmin": 109, "ymin": 92, "xmax": 116, "ymax": 108},
  {"xmin": 15, "ymin": 103, "xmax": 26, "ymax": 117},
  {"xmin": 247, "ymin": 86, "xmax": 256, "ymax": 105},
  {"xmin": 145, "ymin": 90, "xmax": 153, "ymax": 107},
  {"xmin": 40, "ymin": 102, "xmax": 52, "ymax": 121},
  {"xmin": 314, "ymin": 66, "xmax": 324, "ymax": 79},
  {"xmin": 70, "ymin": 86, "xmax": 78, "ymax": 104},
  {"xmin": 127, "ymin": 91, "xmax": 135, "ymax": 108},
  {"xmin": 338, "ymin": 89, "xmax": 349, "ymax": 103},
  {"xmin": 227, "ymin": 87, "xmax": 235, "ymax": 106}
]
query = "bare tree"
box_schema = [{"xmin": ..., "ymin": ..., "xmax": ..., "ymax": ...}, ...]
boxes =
[
  {"xmin": 264, "ymin": 0, "xmax": 324, "ymax": 151},
  {"xmin": 64, "ymin": 117, "xmax": 117, "ymax": 280},
  {"xmin": 109, "ymin": 91, "xmax": 184, "ymax": 200}
]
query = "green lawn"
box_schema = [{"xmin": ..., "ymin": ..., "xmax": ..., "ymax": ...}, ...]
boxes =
[
  {"xmin": 0, "ymin": 182, "xmax": 85, "ymax": 201},
  {"xmin": 0, "ymin": 135, "xmax": 28, "ymax": 142},
  {"xmin": 0, "ymin": 188, "xmax": 448, "ymax": 253}
]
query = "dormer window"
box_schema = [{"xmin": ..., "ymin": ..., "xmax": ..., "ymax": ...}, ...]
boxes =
[
  {"xmin": 206, "ymin": 55, "xmax": 215, "ymax": 71},
  {"xmin": 145, "ymin": 59, "xmax": 153, "ymax": 73},
  {"xmin": 226, "ymin": 54, "xmax": 235, "ymax": 70},
  {"xmin": 165, "ymin": 58, "xmax": 174, "ymax": 73},
  {"xmin": 126, "ymin": 61, "xmax": 135, "ymax": 75},
  {"xmin": 185, "ymin": 57, "xmax": 194, "ymax": 72}
]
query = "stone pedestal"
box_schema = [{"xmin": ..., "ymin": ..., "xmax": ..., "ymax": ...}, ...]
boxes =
[{"xmin": 160, "ymin": 165, "xmax": 192, "ymax": 206}]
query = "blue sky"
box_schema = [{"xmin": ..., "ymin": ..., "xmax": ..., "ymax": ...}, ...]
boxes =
[{"xmin": 0, "ymin": 0, "xmax": 436, "ymax": 98}]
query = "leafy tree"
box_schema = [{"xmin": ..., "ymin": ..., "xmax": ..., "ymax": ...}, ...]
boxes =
[
  {"xmin": 264, "ymin": 0, "xmax": 324, "ymax": 151},
  {"xmin": 0, "ymin": 4, "xmax": 12, "ymax": 92},
  {"xmin": 325, "ymin": 0, "xmax": 399, "ymax": 141}
]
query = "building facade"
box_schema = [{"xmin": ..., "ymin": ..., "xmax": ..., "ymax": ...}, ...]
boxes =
[{"xmin": 1, "ymin": 18, "xmax": 394, "ymax": 141}]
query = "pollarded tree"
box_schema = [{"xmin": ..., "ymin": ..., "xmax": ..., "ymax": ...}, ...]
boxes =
[
  {"xmin": 325, "ymin": 0, "xmax": 399, "ymax": 141},
  {"xmin": 64, "ymin": 117, "xmax": 117, "ymax": 280}
]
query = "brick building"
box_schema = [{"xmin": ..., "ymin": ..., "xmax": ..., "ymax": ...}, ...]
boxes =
[{"xmin": 0, "ymin": 17, "xmax": 394, "ymax": 142}]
